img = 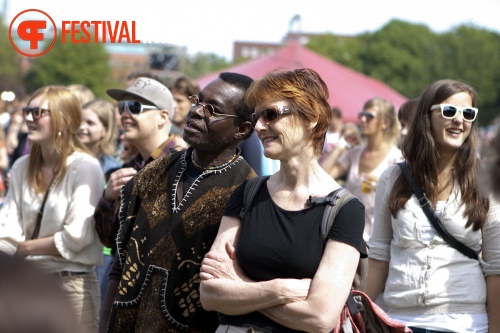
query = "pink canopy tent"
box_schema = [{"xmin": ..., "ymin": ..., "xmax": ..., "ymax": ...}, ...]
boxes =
[{"xmin": 197, "ymin": 42, "xmax": 407, "ymax": 122}]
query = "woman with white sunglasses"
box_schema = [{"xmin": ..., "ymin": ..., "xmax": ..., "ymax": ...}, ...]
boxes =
[
  {"xmin": 366, "ymin": 79, "xmax": 500, "ymax": 333},
  {"xmin": 326, "ymin": 96, "xmax": 403, "ymax": 241}
]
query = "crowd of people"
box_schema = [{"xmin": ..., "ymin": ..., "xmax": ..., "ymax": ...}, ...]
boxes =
[{"xmin": 0, "ymin": 68, "xmax": 499, "ymax": 333}]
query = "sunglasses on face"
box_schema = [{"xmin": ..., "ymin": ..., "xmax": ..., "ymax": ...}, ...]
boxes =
[
  {"xmin": 188, "ymin": 95, "xmax": 241, "ymax": 119},
  {"xmin": 22, "ymin": 107, "xmax": 51, "ymax": 120},
  {"xmin": 358, "ymin": 111, "xmax": 376, "ymax": 121},
  {"xmin": 117, "ymin": 100, "xmax": 159, "ymax": 115},
  {"xmin": 251, "ymin": 105, "xmax": 291, "ymax": 127},
  {"xmin": 430, "ymin": 104, "xmax": 478, "ymax": 122}
]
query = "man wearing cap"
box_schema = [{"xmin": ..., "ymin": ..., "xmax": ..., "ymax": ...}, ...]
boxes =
[
  {"xmin": 94, "ymin": 77, "xmax": 182, "ymax": 303},
  {"xmin": 98, "ymin": 73, "xmax": 256, "ymax": 333}
]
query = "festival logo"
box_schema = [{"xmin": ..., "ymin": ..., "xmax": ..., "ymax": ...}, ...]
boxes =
[{"xmin": 9, "ymin": 9, "xmax": 141, "ymax": 57}]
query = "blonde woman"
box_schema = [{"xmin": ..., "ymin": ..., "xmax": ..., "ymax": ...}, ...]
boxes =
[
  {"xmin": 328, "ymin": 97, "xmax": 402, "ymax": 240},
  {"xmin": 78, "ymin": 99, "xmax": 120, "ymax": 304},
  {"xmin": 0, "ymin": 86, "xmax": 105, "ymax": 333},
  {"xmin": 78, "ymin": 99, "xmax": 120, "ymax": 176}
]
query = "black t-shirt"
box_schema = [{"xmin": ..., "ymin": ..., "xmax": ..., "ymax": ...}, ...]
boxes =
[{"xmin": 220, "ymin": 179, "xmax": 366, "ymax": 332}]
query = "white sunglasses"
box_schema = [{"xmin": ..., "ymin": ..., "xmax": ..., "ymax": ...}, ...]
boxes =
[{"xmin": 430, "ymin": 104, "xmax": 478, "ymax": 122}]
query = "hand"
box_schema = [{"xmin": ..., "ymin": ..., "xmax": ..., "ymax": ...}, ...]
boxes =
[
  {"xmin": 361, "ymin": 174, "xmax": 378, "ymax": 193},
  {"xmin": 103, "ymin": 167, "xmax": 137, "ymax": 202},
  {"xmin": 200, "ymin": 242, "xmax": 247, "ymax": 281},
  {"xmin": 15, "ymin": 241, "xmax": 29, "ymax": 258}
]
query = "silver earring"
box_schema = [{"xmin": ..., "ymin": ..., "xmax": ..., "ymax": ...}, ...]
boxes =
[{"xmin": 58, "ymin": 131, "xmax": 62, "ymax": 137}]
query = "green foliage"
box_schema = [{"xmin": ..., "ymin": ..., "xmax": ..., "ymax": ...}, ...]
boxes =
[
  {"xmin": 24, "ymin": 32, "xmax": 112, "ymax": 98},
  {"xmin": 181, "ymin": 52, "xmax": 230, "ymax": 79},
  {"xmin": 360, "ymin": 20, "xmax": 440, "ymax": 99},
  {"xmin": 0, "ymin": 16, "xmax": 22, "ymax": 94},
  {"xmin": 307, "ymin": 33, "xmax": 366, "ymax": 72},
  {"xmin": 307, "ymin": 19, "xmax": 500, "ymax": 125},
  {"xmin": 436, "ymin": 25, "xmax": 500, "ymax": 124}
]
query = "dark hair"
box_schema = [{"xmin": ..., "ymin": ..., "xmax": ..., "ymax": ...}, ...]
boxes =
[
  {"xmin": 169, "ymin": 76, "xmax": 200, "ymax": 98},
  {"xmin": 245, "ymin": 68, "xmax": 331, "ymax": 156},
  {"xmin": 490, "ymin": 130, "xmax": 500, "ymax": 197},
  {"xmin": 219, "ymin": 72, "xmax": 255, "ymax": 139},
  {"xmin": 0, "ymin": 253, "xmax": 82, "ymax": 333},
  {"xmin": 398, "ymin": 98, "xmax": 418, "ymax": 124},
  {"xmin": 389, "ymin": 79, "xmax": 489, "ymax": 230}
]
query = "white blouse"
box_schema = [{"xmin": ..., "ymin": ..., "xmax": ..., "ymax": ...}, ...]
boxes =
[{"xmin": 0, "ymin": 151, "xmax": 105, "ymax": 273}]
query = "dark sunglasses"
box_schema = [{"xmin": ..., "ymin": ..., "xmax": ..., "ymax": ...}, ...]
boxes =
[
  {"xmin": 251, "ymin": 105, "xmax": 291, "ymax": 126},
  {"xmin": 22, "ymin": 107, "xmax": 51, "ymax": 120},
  {"xmin": 358, "ymin": 111, "xmax": 376, "ymax": 121},
  {"xmin": 430, "ymin": 104, "xmax": 478, "ymax": 122},
  {"xmin": 188, "ymin": 95, "xmax": 241, "ymax": 119},
  {"xmin": 117, "ymin": 100, "xmax": 159, "ymax": 115}
]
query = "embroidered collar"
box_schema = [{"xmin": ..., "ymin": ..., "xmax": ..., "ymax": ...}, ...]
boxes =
[{"xmin": 171, "ymin": 148, "xmax": 242, "ymax": 213}]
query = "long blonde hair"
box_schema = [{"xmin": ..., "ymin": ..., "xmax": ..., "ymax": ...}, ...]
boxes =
[
  {"xmin": 82, "ymin": 100, "xmax": 118, "ymax": 156},
  {"xmin": 27, "ymin": 86, "xmax": 91, "ymax": 193}
]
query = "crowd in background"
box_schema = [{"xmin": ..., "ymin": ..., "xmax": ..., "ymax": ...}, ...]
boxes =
[{"xmin": 0, "ymin": 68, "xmax": 499, "ymax": 333}]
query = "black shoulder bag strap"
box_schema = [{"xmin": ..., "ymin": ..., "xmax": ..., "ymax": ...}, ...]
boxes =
[
  {"xmin": 239, "ymin": 176, "xmax": 270, "ymax": 220},
  {"xmin": 307, "ymin": 188, "xmax": 356, "ymax": 241},
  {"xmin": 397, "ymin": 162, "xmax": 478, "ymax": 260},
  {"xmin": 31, "ymin": 181, "xmax": 53, "ymax": 240}
]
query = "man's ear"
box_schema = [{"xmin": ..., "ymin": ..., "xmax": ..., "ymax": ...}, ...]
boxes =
[
  {"xmin": 157, "ymin": 109, "xmax": 170, "ymax": 126},
  {"xmin": 234, "ymin": 121, "xmax": 253, "ymax": 140}
]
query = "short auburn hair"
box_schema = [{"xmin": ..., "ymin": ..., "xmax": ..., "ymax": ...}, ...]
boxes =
[{"xmin": 245, "ymin": 68, "xmax": 331, "ymax": 156}]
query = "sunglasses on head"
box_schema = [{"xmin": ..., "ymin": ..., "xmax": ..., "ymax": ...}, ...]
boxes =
[
  {"xmin": 358, "ymin": 111, "xmax": 376, "ymax": 121},
  {"xmin": 430, "ymin": 104, "xmax": 478, "ymax": 122},
  {"xmin": 251, "ymin": 105, "xmax": 291, "ymax": 127},
  {"xmin": 22, "ymin": 107, "xmax": 51, "ymax": 120},
  {"xmin": 117, "ymin": 100, "xmax": 159, "ymax": 115}
]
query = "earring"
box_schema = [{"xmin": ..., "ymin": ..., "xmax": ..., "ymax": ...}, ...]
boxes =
[{"xmin": 58, "ymin": 131, "xmax": 62, "ymax": 138}]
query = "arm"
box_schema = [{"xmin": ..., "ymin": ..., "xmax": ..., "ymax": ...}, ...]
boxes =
[
  {"xmin": 200, "ymin": 216, "xmax": 311, "ymax": 315},
  {"xmin": 0, "ymin": 141, "xmax": 8, "ymax": 170},
  {"xmin": 486, "ymin": 275, "xmax": 500, "ymax": 332},
  {"xmin": 16, "ymin": 236, "xmax": 60, "ymax": 257},
  {"xmin": 328, "ymin": 148, "xmax": 351, "ymax": 180},
  {"xmin": 364, "ymin": 167, "xmax": 396, "ymax": 298},
  {"xmin": 364, "ymin": 259, "xmax": 389, "ymax": 300},
  {"xmin": 52, "ymin": 157, "xmax": 105, "ymax": 263},
  {"xmin": 0, "ymin": 160, "xmax": 24, "ymax": 254},
  {"xmin": 328, "ymin": 163, "xmax": 347, "ymax": 181},
  {"xmin": 482, "ymin": 196, "xmax": 500, "ymax": 332},
  {"xmin": 259, "ymin": 240, "xmax": 360, "ymax": 332},
  {"xmin": 94, "ymin": 167, "xmax": 137, "ymax": 248},
  {"xmin": 320, "ymin": 139, "xmax": 347, "ymax": 173}
]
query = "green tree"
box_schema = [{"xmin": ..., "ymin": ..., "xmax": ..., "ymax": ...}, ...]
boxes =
[
  {"xmin": 436, "ymin": 25, "xmax": 500, "ymax": 125},
  {"xmin": 361, "ymin": 20, "xmax": 440, "ymax": 99},
  {"xmin": 306, "ymin": 20, "xmax": 500, "ymax": 125},
  {"xmin": 24, "ymin": 32, "xmax": 112, "ymax": 98},
  {"xmin": 307, "ymin": 32, "xmax": 368, "ymax": 73},
  {"xmin": 0, "ymin": 16, "xmax": 22, "ymax": 95},
  {"xmin": 181, "ymin": 52, "xmax": 230, "ymax": 79}
]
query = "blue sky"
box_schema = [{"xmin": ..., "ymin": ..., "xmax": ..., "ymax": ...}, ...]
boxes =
[{"xmin": 6, "ymin": 0, "xmax": 499, "ymax": 60}]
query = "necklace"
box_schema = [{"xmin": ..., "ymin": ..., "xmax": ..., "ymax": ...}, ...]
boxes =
[{"xmin": 191, "ymin": 151, "xmax": 238, "ymax": 171}]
